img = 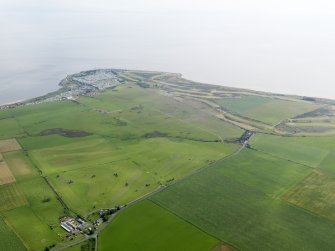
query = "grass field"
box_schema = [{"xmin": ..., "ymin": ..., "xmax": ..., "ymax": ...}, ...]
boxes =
[
  {"xmin": 99, "ymin": 200, "xmax": 219, "ymax": 251},
  {"xmin": 3, "ymin": 206, "xmax": 61, "ymax": 251},
  {"xmin": 284, "ymin": 171, "xmax": 335, "ymax": 222},
  {"xmin": 0, "ymin": 217, "xmax": 26, "ymax": 251},
  {"xmin": 0, "ymin": 118, "xmax": 25, "ymax": 140},
  {"xmin": 217, "ymin": 95, "xmax": 320, "ymax": 125},
  {"xmin": 29, "ymin": 136, "xmax": 237, "ymax": 215},
  {"xmin": 152, "ymin": 150, "xmax": 335, "ymax": 251},
  {"xmin": 250, "ymin": 133, "xmax": 335, "ymax": 170},
  {"xmin": 0, "ymin": 85, "xmax": 238, "ymax": 143}
]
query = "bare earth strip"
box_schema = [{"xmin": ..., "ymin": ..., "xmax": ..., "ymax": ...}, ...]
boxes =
[
  {"xmin": 212, "ymin": 243, "xmax": 236, "ymax": 251},
  {"xmin": 0, "ymin": 155, "xmax": 16, "ymax": 185},
  {"xmin": 0, "ymin": 139, "xmax": 22, "ymax": 153},
  {"xmin": 0, "ymin": 183, "xmax": 28, "ymax": 212}
]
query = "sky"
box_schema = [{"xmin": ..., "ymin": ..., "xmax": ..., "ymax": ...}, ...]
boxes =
[{"xmin": 1, "ymin": 0, "xmax": 335, "ymax": 103}]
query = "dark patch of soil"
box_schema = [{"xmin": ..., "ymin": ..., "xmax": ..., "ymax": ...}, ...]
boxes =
[{"xmin": 40, "ymin": 128, "xmax": 92, "ymax": 138}]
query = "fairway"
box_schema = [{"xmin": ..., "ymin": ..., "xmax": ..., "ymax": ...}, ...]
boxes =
[
  {"xmin": 152, "ymin": 150, "xmax": 335, "ymax": 251},
  {"xmin": 217, "ymin": 95, "xmax": 320, "ymax": 125},
  {"xmin": 99, "ymin": 200, "xmax": 219, "ymax": 251},
  {"xmin": 284, "ymin": 171, "xmax": 335, "ymax": 222}
]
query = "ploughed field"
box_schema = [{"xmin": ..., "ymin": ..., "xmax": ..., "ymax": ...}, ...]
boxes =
[{"xmin": 1, "ymin": 69, "xmax": 335, "ymax": 251}]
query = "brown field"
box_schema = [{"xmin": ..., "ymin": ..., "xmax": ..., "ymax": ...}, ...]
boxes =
[
  {"xmin": 0, "ymin": 139, "xmax": 21, "ymax": 153},
  {"xmin": 283, "ymin": 171, "xmax": 335, "ymax": 222},
  {"xmin": 3, "ymin": 152, "xmax": 32, "ymax": 177},
  {"xmin": 212, "ymin": 243, "xmax": 236, "ymax": 251},
  {"xmin": 0, "ymin": 154, "xmax": 16, "ymax": 185},
  {"xmin": 0, "ymin": 183, "xmax": 27, "ymax": 212}
]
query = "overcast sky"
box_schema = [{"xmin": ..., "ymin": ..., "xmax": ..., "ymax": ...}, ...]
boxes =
[{"xmin": 1, "ymin": 0, "xmax": 335, "ymax": 102}]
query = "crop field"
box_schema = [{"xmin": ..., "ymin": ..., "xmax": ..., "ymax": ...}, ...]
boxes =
[
  {"xmin": 99, "ymin": 200, "xmax": 219, "ymax": 251},
  {"xmin": 0, "ymin": 154, "xmax": 16, "ymax": 185},
  {"xmin": 0, "ymin": 217, "xmax": 26, "ymax": 251},
  {"xmin": 3, "ymin": 206, "xmax": 61, "ymax": 251},
  {"xmin": 152, "ymin": 150, "xmax": 335, "ymax": 251},
  {"xmin": 319, "ymin": 151, "xmax": 335, "ymax": 173},
  {"xmin": 0, "ymin": 183, "xmax": 28, "ymax": 212},
  {"xmin": 2, "ymin": 151, "xmax": 34, "ymax": 179},
  {"xmin": 0, "ymin": 138, "xmax": 22, "ymax": 153},
  {"xmin": 217, "ymin": 95, "xmax": 320, "ymax": 125},
  {"xmin": 0, "ymin": 149, "xmax": 65, "ymax": 250},
  {"xmin": 29, "ymin": 136, "xmax": 237, "ymax": 215},
  {"xmin": 250, "ymin": 134, "xmax": 335, "ymax": 169},
  {"xmin": 284, "ymin": 171, "xmax": 335, "ymax": 222}
]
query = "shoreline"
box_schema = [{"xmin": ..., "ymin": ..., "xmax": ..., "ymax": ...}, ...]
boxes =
[
  {"xmin": 0, "ymin": 99, "xmax": 28, "ymax": 107},
  {"xmin": 1, "ymin": 68, "xmax": 335, "ymax": 109}
]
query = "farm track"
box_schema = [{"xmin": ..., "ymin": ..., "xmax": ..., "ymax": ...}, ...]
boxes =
[{"xmin": 52, "ymin": 135, "xmax": 250, "ymax": 251}]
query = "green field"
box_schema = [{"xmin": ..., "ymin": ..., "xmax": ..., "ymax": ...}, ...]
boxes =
[
  {"xmin": 217, "ymin": 95, "xmax": 320, "ymax": 125},
  {"xmin": 250, "ymin": 133, "xmax": 335, "ymax": 170},
  {"xmin": 3, "ymin": 206, "xmax": 61, "ymax": 251},
  {"xmin": 29, "ymin": 136, "xmax": 237, "ymax": 215},
  {"xmin": 152, "ymin": 150, "xmax": 335, "ymax": 251},
  {"xmin": 99, "ymin": 200, "xmax": 219, "ymax": 251},
  {"xmin": 284, "ymin": 171, "xmax": 335, "ymax": 222},
  {"xmin": 63, "ymin": 239, "xmax": 95, "ymax": 251},
  {"xmin": 1, "ymin": 150, "xmax": 65, "ymax": 251},
  {"xmin": 0, "ymin": 118, "xmax": 25, "ymax": 140},
  {"xmin": 0, "ymin": 84, "xmax": 241, "ymax": 143},
  {"xmin": 0, "ymin": 217, "xmax": 26, "ymax": 251}
]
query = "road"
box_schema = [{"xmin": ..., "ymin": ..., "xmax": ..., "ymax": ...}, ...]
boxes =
[{"xmin": 53, "ymin": 133, "xmax": 252, "ymax": 251}]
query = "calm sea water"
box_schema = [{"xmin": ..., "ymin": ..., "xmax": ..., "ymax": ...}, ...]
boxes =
[{"xmin": 1, "ymin": 4, "xmax": 335, "ymax": 104}]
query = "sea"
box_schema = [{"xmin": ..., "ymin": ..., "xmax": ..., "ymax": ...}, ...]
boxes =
[{"xmin": 1, "ymin": 3, "xmax": 335, "ymax": 104}]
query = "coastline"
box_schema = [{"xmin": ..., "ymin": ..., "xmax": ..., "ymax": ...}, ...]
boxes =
[{"xmin": 0, "ymin": 99, "xmax": 28, "ymax": 107}]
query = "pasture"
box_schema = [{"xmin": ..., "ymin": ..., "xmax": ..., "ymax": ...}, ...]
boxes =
[
  {"xmin": 152, "ymin": 150, "xmax": 335, "ymax": 251},
  {"xmin": 217, "ymin": 95, "xmax": 320, "ymax": 125},
  {"xmin": 29, "ymin": 136, "xmax": 237, "ymax": 215},
  {"xmin": 99, "ymin": 200, "xmax": 219, "ymax": 251},
  {"xmin": 0, "ymin": 118, "xmax": 25, "ymax": 140},
  {"xmin": 0, "ymin": 84, "xmax": 239, "ymax": 143}
]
